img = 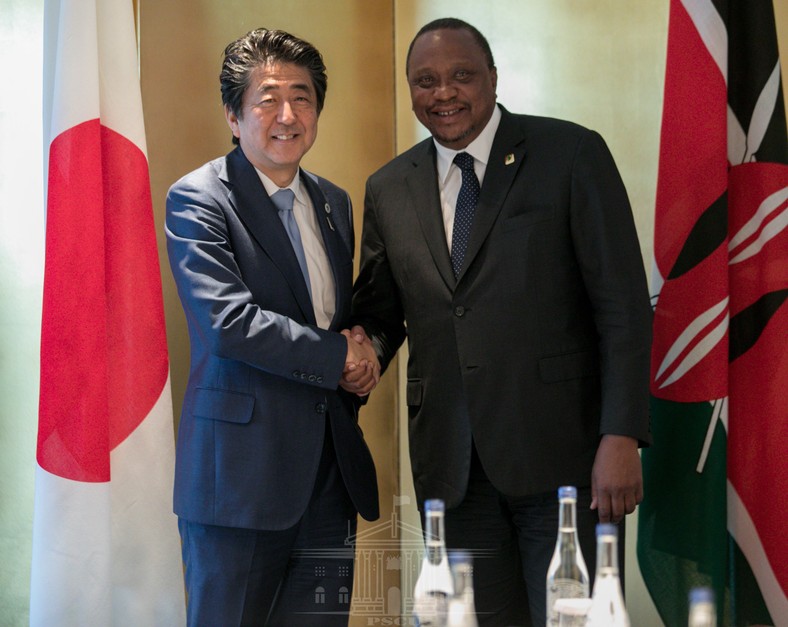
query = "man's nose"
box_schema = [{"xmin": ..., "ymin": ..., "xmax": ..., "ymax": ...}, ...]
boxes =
[
  {"xmin": 433, "ymin": 80, "xmax": 458, "ymax": 100},
  {"xmin": 278, "ymin": 100, "xmax": 297, "ymax": 123}
]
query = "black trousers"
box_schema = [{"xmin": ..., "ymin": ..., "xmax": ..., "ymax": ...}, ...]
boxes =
[
  {"xmin": 179, "ymin": 418, "xmax": 358, "ymax": 627},
  {"xmin": 441, "ymin": 444, "xmax": 624, "ymax": 627}
]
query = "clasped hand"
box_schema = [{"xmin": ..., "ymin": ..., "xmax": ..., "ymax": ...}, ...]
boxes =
[{"xmin": 340, "ymin": 325, "xmax": 380, "ymax": 397}]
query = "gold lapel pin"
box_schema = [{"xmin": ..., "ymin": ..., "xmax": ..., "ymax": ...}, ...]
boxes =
[{"xmin": 505, "ymin": 153, "xmax": 515, "ymax": 165}]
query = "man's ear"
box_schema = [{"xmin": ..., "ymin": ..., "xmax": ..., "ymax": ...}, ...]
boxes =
[{"xmin": 224, "ymin": 104, "xmax": 241, "ymax": 140}]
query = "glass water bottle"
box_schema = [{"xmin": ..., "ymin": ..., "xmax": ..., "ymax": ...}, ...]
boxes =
[
  {"xmin": 447, "ymin": 550, "xmax": 479, "ymax": 627},
  {"xmin": 414, "ymin": 499, "xmax": 455, "ymax": 627},
  {"xmin": 586, "ymin": 523, "xmax": 630, "ymax": 627},
  {"xmin": 688, "ymin": 586, "xmax": 716, "ymax": 627},
  {"xmin": 546, "ymin": 486, "xmax": 590, "ymax": 625}
]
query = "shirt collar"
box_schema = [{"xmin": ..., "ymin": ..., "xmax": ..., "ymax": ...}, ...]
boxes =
[
  {"xmin": 255, "ymin": 168, "xmax": 306, "ymax": 206},
  {"xmin": 435, "ymin": 104, "xmax": 502, "ymax": 186}
]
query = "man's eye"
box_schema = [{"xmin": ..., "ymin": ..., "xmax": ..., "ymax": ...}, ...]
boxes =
[
  {"xmin": 415, "ymin": 76, "xmax": 434, "ymax": 88},
  {"xmin": 455, "ymin": 70, "xmax": 470, "ymax": 80}
]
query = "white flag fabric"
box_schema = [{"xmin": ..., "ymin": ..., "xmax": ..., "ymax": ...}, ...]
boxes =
[{"xmin": 31, "ymin": 0, "xmax": 186, "ymax": 624}]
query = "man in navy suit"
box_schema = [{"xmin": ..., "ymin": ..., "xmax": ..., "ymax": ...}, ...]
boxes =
[
  {"xmin": 166, "ymin": 28, "xmax": 379, "ymax": 626},
  {"xmin": 349, "ymin": 18, "xmax": 652, "ymax": 626}
]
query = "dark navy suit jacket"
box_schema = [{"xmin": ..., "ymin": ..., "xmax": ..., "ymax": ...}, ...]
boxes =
[{"xmin": 166, "ymin": 146, "xmax": 379, "ymax": 530}]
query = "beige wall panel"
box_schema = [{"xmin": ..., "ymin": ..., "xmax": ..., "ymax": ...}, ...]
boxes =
[{"xmin": 139, "ymin": 2, "xmax": 400, "ymax": 624}]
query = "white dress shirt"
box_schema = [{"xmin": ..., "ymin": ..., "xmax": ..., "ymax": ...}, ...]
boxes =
[
  {"xmin": 434, "ymin": 104, "xmax": 502, "ymax": 252},
  {"xmin": 256, "ymin": 169, "xmax": 336, "ymax": 330}
]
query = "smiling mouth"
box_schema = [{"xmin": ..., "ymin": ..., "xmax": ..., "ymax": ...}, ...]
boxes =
[
  {"xmin": 273, "ymin": 134, "xmax": 297, "ymax": 140},
  {"xmin": 432, "ymin": 107, "xmax": 465, "ymax": 118}
]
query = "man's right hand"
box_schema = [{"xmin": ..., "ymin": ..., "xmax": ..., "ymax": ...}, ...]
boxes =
[{"xmin": 340, "ymin": 326, "xmax": 380, "ymax": 396}]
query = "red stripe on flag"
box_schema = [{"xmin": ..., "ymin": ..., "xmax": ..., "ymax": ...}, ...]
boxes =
[
  {"xmin": 728, "ymin": 163, "xmax": 788, "ymax": 307},
  {"xmin": 653, "ymin": 0, "xmax": 727, "ymax": 276},
  {"xmin": 728, "ymin": 303, "xmax": 788, "ymax": 595},
  {"xmin": 38, "ymin": 120, "xmax": 168, "ymax": 483},
  {"xmin": 651, "ymin": 0, "xmax": 730, "ymax": 403},
  {"xmin": 651, "ymin": 247, "xmax": 729, "ymax": 401},
  {"xmin": 728, "ymin": 161, "xmax": 788, "ymax": 597}
]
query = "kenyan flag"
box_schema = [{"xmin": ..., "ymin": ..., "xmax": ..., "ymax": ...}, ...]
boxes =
[{"xmin": 637, "ymin": 0, "xmax": 788, "ymax": 625}]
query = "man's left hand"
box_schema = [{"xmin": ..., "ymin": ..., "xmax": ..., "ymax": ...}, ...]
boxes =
[{"xmin": 590, "ymin": 434, "xmax": 642, "ymax": 523}]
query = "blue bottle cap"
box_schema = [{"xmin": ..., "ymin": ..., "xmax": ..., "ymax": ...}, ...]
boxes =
[
  {"xmin": 596, "ymin": 523, "xmax": 618, "ymax": 537},
  {"xmin": 448, "ymin": 549, "xmax": 472, "ymax": 566},
  {"xmin": 424, "ymin": 499, "xmax": 445, "ymax": 513},
  {"xmin": 689, "ymin": 586, "xmax": 715, "ymax": 604},
  {"xmin": 558, "ymin": 486, "xmax": 577, "ymax": 499}
]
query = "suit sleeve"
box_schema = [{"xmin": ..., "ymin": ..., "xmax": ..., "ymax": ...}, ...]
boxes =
[
  {"xmin": 165, "ymin": 176, "xmax": 347, "ymax": 390},
  {"xmin": 351, "ymin": 177, "xmax": 407, "ymax": 374},
  {"xmin": 570, "ymin": 130, "xmax": 653, "ymax": 445}
]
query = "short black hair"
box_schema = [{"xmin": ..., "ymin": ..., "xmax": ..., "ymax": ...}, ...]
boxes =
[
  {"xmin": 405, "ymin": 18, "xmax": 496, "ymax": 74},
  {"xmin": 220, "ymin": 28, "xmax": 327, "ymax": 145}
]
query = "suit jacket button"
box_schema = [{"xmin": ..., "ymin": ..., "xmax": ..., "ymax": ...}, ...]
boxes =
[
  {"xmin": 454, "ymin": 306, "xmax": 466, "ymax": 317},
  {"xmin": 317, "ymin": 376, "xmax": 324, "ymax": 383},
  {"xmin": 300, "ymin": 372, "xmax": 307, "ymax": 380},
  {"xmin": 308, "ymin": 374, "xmax": 316, "ymax": 382},
  {"xmin": 292, "ymin": 370, "xmax": 300, "ymax": 378},
  {"xmin": 315, "ymin": 402, "xmax": 327, "ymax": 414}
]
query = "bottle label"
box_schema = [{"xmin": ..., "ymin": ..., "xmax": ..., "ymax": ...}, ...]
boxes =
[
  {"xmin": 414, "ymin": 591, "xmax": 449, "ymax": 627},
  {"xmin": 547, "ymin": 579, "xmax": 588, "ymax": 625}
]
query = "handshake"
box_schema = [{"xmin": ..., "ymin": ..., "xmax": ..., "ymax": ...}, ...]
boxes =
[{"xmin": 340, "ymin": 325, "xmax": 380, "ymax": 397}]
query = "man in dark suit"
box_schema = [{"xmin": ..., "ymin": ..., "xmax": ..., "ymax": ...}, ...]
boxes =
[
  {"xmin": 166, "ymin": 28, "xmax": 379, "ymax": 626},
  {"xmin": 348, "ymin": 18, "xmax": 652, "ymax": 626}
]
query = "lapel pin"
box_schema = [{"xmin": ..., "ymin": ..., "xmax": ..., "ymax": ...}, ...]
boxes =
[
  {"xmin": 505, "ymin": 153, "xmax": 515, "ymax": 165},
  {"xmin": 326, "ymin": 215, "xmax": 336, "ymax": 231},
  {"xmin": 324, "ymin": 203, "xmax": 331, "ymax": 214}
]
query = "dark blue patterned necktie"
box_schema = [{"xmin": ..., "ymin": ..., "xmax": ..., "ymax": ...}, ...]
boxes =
[
  {"xmin": 271, "ymin": 188, "xmax": 312, "ymax": 300},
  {"xmin": 451, "ymin": 152, "xmax": 480, "ymax": 278}
]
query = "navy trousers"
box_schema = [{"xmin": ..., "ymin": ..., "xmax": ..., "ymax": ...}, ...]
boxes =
[{"xmin": 179, "ymin": 418, "xmax": 358, "ymax": 627}]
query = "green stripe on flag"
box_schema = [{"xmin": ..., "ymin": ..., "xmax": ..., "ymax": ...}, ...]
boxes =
[
  {"xmin": 638, "ymin": 396, "xmax": 728, "ymax": 626},
  {"xmin": 730, "ymin": 539, "xmax": 773, "ymax": 626}
]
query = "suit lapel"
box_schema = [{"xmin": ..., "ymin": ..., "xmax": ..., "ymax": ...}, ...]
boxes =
[
  {"xmin": 406, "ymin": 141, "xmax": 456, "ymax": 290},
  {"xmin": 222, "ymin": 148, "xmax": 316, "ymax": 324},
  {"xmin": 460, "ymin": 109, "xmax": 527, "ymax": 282}
]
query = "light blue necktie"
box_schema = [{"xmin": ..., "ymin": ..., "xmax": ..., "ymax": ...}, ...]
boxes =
[
  {"xmin": 451, "ymin": 152, "xmax": 480, "ymax": 278},
  {"xmin": 271, "ymin": 188, "xmax": 312, "ymax": 300}
]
